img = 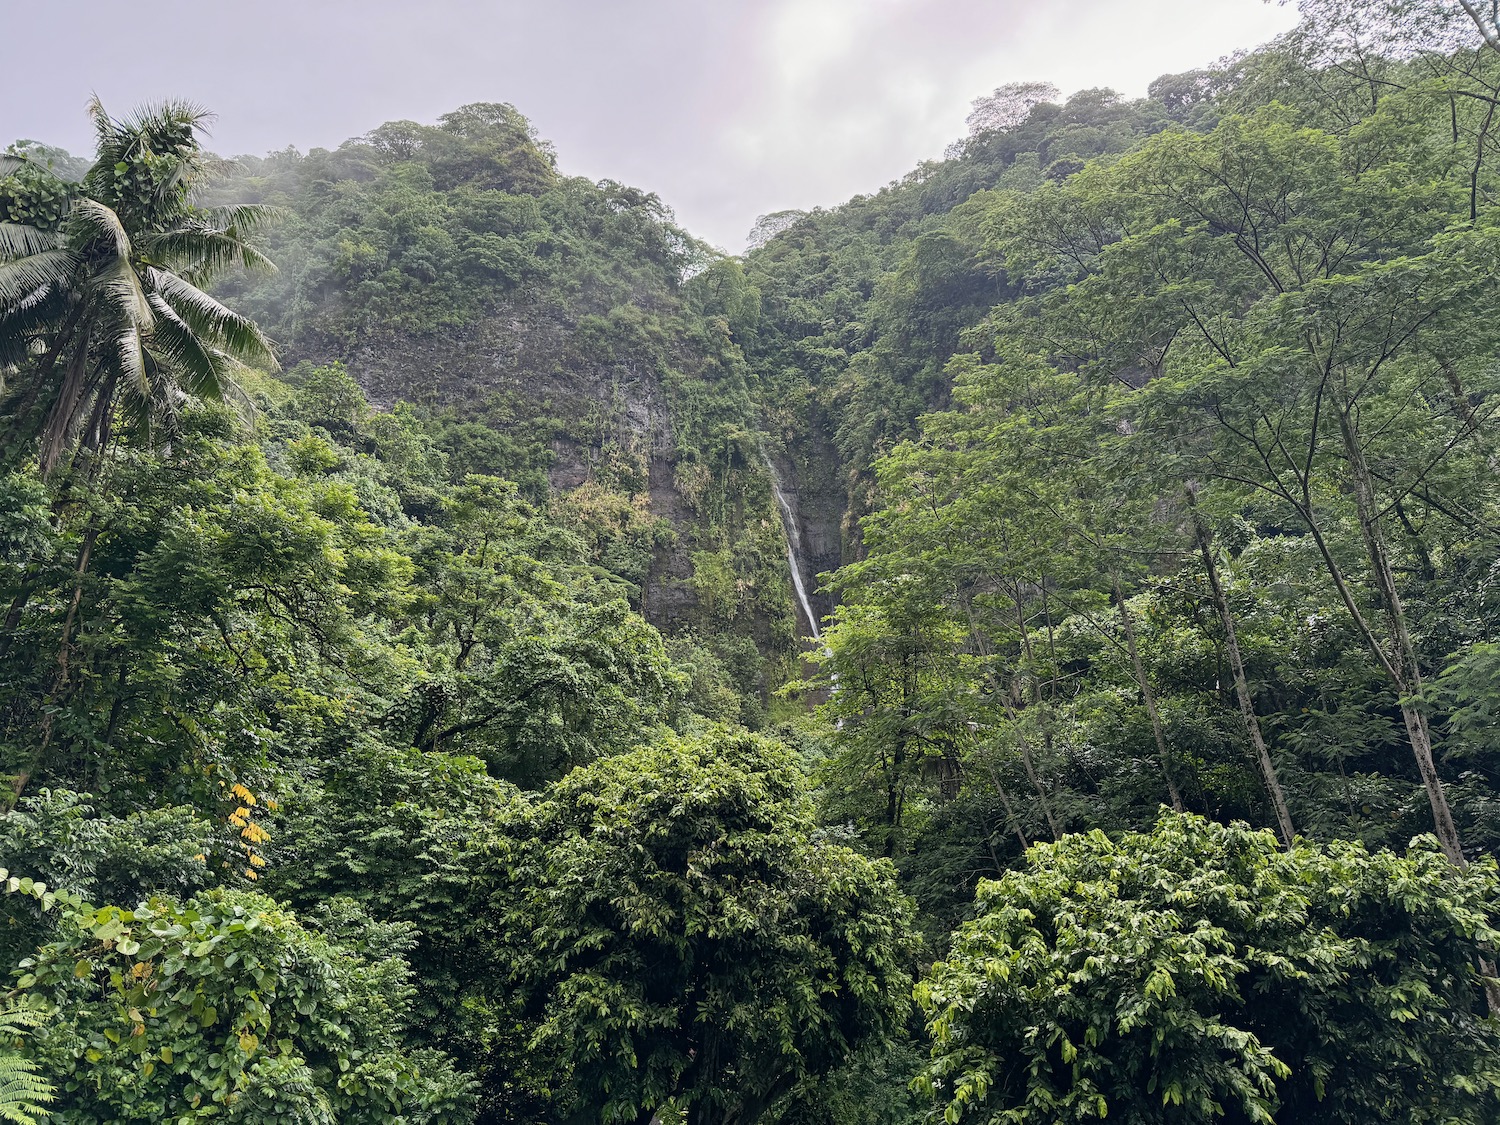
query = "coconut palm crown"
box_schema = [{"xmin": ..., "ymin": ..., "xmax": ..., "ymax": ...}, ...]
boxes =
[{"xmin": 0, "ymin": 99, "xmax": 279, "ymax": 473}]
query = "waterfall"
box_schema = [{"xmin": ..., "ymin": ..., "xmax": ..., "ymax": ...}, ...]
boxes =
[{"xmin": 763, "ymin": 455, "xmax": 822, "ymax": 642}]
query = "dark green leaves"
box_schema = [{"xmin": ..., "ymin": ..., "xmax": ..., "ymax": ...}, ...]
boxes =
[{"xmin": 492, "ymin": 729, "xmax": 918, "ymax": 1124}]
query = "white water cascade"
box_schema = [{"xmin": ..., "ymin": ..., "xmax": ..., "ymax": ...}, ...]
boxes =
[{"xmin": 764, "ymin": 455, "xmax": 822, "ymax": 643}]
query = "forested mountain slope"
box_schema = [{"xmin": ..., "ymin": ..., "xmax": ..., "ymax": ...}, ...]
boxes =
[
  {"xmin": 7, "ymin": 2, "xmax": 1500, "ymax": 1123},
  {"xmin": 741, "ymin": 82, "xmax": 1182, "ymax": 578},
  {"xmin": 727, "ymin": 6, "xmax": 1500, "ymax": 913},
  {"xmin": 207, "ymin": 105, "xmax": 803, "ymax": 708}
]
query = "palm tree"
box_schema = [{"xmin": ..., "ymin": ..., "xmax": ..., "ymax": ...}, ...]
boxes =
[{"xmin": 0, "ymin": 99, "xmax": 278, "ymax": 473}]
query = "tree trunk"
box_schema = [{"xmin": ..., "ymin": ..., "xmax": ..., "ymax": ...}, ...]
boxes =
[
  {"xmin": 1112, "ymin": 573, "xmax": 1184, "ymax": 812},
  {"xmin": 1016, "ymin": 733, "xmax": 1061, "ymax": 840},
  {"xmin": 1336, "ymin": 411, "xmax": 1467, "ymax": 866},
  {"xmin": 40, "ymin": 320, "xmax": 94, "ymax": 475},
  {"xmin": 1186, "ymin": 489, "xmax": 1295, "ymax": 845},
  {"xmin": 0, "ymin": 575, "xmax": 37, "ymax": 661},
  {"xmin": 984, "ymin": 757, "xmax": 1031, "ymax": 851},
  {"xmin": 1007, "ymin": 595, "xmax": 1063, "ymax": 837}
]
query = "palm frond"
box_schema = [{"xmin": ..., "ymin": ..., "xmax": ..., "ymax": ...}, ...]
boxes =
[
  {"xmin": 139, "ymin": 227, "xmax": 278, "ymax": 280},
  {"xmin": 38, "ymin": 321, "xmax": 99, "ymax": 474},
  {"xmin": 114, "ymin": 101, "xmax": 212, "ymax": 177},
  {"xmin": 85, "ymin": 94, "xmax": 112, "ymax": 137},
  {"xmin": 0, "ymin": 225, "xmax": 61, "ymax": 261},
  {"xmin": 147, "ymin": 292, "xmax": 237, "ymax": 401},
  {"xmin": 195, "ymin": 203, "xmax": 285, "ymax": 236},
  {"xmin": 95, "ymin": 256, "xmax": 154, "ymax": 334},
  {"xmin": 68, "ymin": 199, "xmax": 131, "ymax": 260},
  {"xmin": 151, "ymin": 152, "xmax": 216, "ymax": 206},
  {"xmin": 102, "ymin": 345, "xmax": 163, "ymax": 441},
  {"xmin": 0, "ymin": 251, "xmax": 77, "ymax": 307},
  {"xmin": 115, "ymin": 320, "xmax": 149, "ymax": 400},
  {"xmin": 19, "ymin": 98, "xmax": 277, "ymax": 471},
  {"xmin": 183, "ymin": 156, "xmax": 241, "ymax": 204},
  {"xmin": 85, "ymin": 97, "xmax": 220, "ymax": 207},
  {"xmin": 119, "ymin": 99, "xmax": 213, "ymax": 140},
  {"xmin": 85, "ymin": 94, "xmax": 121, "ymax": 163},
  {"xmin": 147, "ymin": 269, "xmax": 277, "ymax": 369},
  {"xmin": 0, "ymin": 289, "xmax": 70, "ymax": 367}
]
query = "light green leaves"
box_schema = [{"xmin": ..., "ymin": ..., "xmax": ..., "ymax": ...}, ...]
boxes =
[
  {"xmin": 916, "ymin": 813, "xmax": 1500, "ymax": 1124},
  {"xmin": 11, "ymin": 888, "xmax": 474, "ymax": 1123}
]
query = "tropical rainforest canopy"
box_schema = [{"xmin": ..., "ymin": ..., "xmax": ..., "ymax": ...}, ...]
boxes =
[{"xmin": 6, "ymin": 1, "xmax": 1500, "ymax": 1122}]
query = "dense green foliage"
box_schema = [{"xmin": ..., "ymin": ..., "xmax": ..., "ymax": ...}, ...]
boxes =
[
  {"xmin": 769, "ymin": 0, "xmax": 1500, "ymax": 925},
  {"xmin": 917, "ymin": 814, "xmax": 1500, "ymax": 1125},
  {"xmin": 0, "ymin": 1000, "xmax": 52, "ymax": 1124},
  {"xmin": 0, "ymin": 103, "xmax": 915, "ymax": 1120},
  {"xmin": 12, "ymin": 881, "xmax": 472, "ymax": 1123},
  {"xmin": 494, "ymin": 730, "xmax": 915, "ymax": 1124},
  {"xmin": 203, "ymin": 105, "xmax": 796, "ymax": 686},
  {"xmin": 7, "ymin": 2, "xmax": 1500, "ymax": 1122}
]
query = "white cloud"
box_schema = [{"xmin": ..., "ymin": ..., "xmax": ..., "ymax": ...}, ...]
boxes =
[
  {"xmin": 692, "ymin": 0, "xmax": 1299, "ymax": 248},
  {"xmin": 0, "ymin": 0, "xmax": 1302, "ymax": 251}
]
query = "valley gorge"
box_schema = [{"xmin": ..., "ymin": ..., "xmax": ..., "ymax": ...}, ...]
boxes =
[{"xmin": 9, "ymin": 5, "xmax": 1500, "ymax": 1121}]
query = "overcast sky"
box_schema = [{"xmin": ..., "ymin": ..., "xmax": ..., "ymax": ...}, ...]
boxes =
[{"xmin": 2, "ymin": 0, "xmax": 1298, "ymax": 250}]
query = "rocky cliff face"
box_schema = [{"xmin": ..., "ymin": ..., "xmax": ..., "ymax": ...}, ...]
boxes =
[
  {"xmin": 208, "ymin": 115, "xmax": 841, "ymax": 681},
  {"xmin": 284, "ymin": 294, "xmax": 811, "ymax": 695},
  {"xmin": 766, "ymin": 440, "xmax": 842, "ymax": 633},
  {"xmin": 335, "ymin": 307, "xmax": 675, "ymax": 489}
]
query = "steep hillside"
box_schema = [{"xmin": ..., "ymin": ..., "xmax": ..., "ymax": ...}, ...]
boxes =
[
  {"xmin": 197, "ymin": 84, "xmax": 1231, "ymax": 666},
  {"xmin": 195, "ymin": 81, "xmax": 1240, "ymax": 666},
  {"xmin": 740, "ymin": 78, "xmax": 1223, "ymax": 579},
  {"xmin": 10, "ymin": 6, "xmax": 1500, "ymax": 1122},
  {"xmin": 206, "ymin": 105, "xmax": 804, "ymax": 708}
]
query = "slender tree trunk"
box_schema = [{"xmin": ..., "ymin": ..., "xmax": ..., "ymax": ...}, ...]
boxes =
[
  {"xmin": 1457, "ymin": 0, "xmax": 1500, "ymax": 57},
  {"xmin": 1111, "ymin": 573, "xmax": 1184, "ymax": 812},
  {"xmin": 54, "ymin": 523, "xmax": 99, "ymax": 686},
  {"xmin": 1002, "ymin": 594, "xmax": 1063, "ymax": 837},
  {"xmin": 79, "ymin": 368, "xmax": 118, "ymax": 459},
  {"xmin": 983, "ymin": 823, "xmax": 1009, "ymax": 873},
  {"xmin": 1324, "ymin": 416, "xmax": 1492, "ymax": 1028},
  {"xmin": 1393, "ymin": 500, "xmax": 1436, "ymax": 582},
  {"xmin": 1040, "ymin": 575, "xmax": 1059, "ymax": 700},
  {"xmin": 883, "ymin": 755, "xmax": 904, "ymax": 858},
  {"xmin": 1470, "ymin": 99, "xmax": 1496, "ymax": 222},
  {"xmin": 1186, "ymin": 489, "xmax": 1295, "ymax": 845},
  {"xmin": 33, "ymin": 521, "xmax": 99, "ymax": 770},
  {"xmin": 4, "ymin": 304, "xmax": 84, "ymax": 457},
  {"xmin": 40, "ymin": 320, "xmax": 94, "ymax": 475},
  {"xmin": 983, "ymin": 758, "xmax": 1030, "ymax": 850},
  {"xmin": 1336, "ymin": 411, "xmax": 1467, "ymax": 866},
  {"xmin": 995, "ymin": 690, "xmax": 1061, "ymax": 839},
  {"xmin": 0, "ymin": 574, "xmax": 38, "ymax": 661},
  {"xmin": 1016, "ymin": 734, "xmax": 1060, "ymax": 839},
  {"xmin": 102, "ymin": 660, "xmax": 130, "ymax": 748}
]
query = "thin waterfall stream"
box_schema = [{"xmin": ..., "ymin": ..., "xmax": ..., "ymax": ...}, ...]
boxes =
[{"xmin": 763, "ymin": 455, "xmax": 823, "ymax": 644}]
